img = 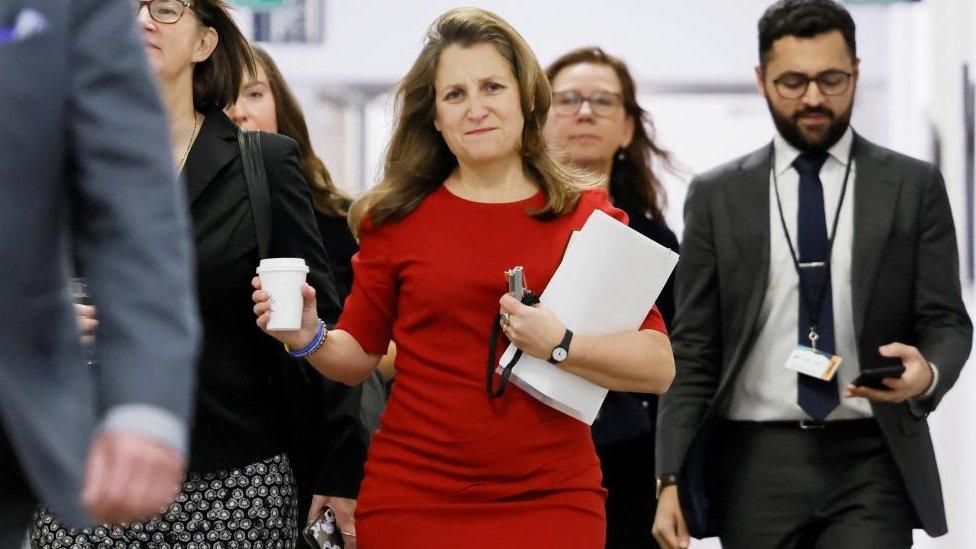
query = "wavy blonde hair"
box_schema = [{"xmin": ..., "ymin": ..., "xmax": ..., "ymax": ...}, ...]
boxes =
[{"xmin": 348, "ymin": 7, "xmax": 591, "ymax": 235}]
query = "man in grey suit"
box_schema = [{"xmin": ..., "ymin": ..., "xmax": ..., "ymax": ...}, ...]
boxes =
[
  {"xmin": 653, "ymin": 1, "xmax": 972, "ymax": 548},
  {"xmin": 0, "ymin": 0, "xmax": 200, "ymax": 542}
]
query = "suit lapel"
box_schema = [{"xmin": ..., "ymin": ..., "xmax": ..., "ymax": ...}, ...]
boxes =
[
  {"xmin": 851, "ymin": 134, "xmax": 901, "ymax": 338},
  {"xmin": 729, "ymin": 145, "xmax": 773, "ymax": 326},
  {"xmin": 183, "ymin": 111, "xmax": 239, "ymax": 205},
  {"xmin": 719, "ymin": 145, "xmax": 774, "ymax": 388},
  {"xmin": 726, "ymin": 144, "xmax": 773, "ymax": 269}
]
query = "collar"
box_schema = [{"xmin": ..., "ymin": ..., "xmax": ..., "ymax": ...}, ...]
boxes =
[
  {"xmin": 183, "ymin": 110, "xmax": 241, "ymax": 205},
  {"xmin": 773, "ymin": 126, "xmax": 854, "ymax": 176}
]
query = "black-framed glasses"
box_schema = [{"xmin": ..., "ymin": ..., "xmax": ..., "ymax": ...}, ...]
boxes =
[
  {"xmin": 772, "ymin": 70, "xmax": 853, "ymax": 100},
  {"xmin": 133, "ymin": 0, "xmax": 193, "ymax": 25},
  {"xmin": 552, "ymin": 90, "xmax": 624, "ymax": 117}
]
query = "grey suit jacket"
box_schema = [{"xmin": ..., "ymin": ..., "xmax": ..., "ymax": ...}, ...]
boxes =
[
  {"xmin": 656, "ymin": 134, "xmax": 972, "ymax": 537},
  {"xmin": 0, "ymin": 0, "xmax": 199, "ymax": 527}
]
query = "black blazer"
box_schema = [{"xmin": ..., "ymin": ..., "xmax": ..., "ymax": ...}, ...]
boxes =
[
  {"xmin": 657, "ymin": 134, "xmax": 972, "ymax": 537},
  {"xmin": 182, "ymin": 111, "xmax": 365, "ymax": 497},
  {"xmin": 591, "ymin": 205, "xmax": 679, "ymax": 446},
  {"xmin": 315, "ymin": 206, "xmax": 358, "ymax": 302}
]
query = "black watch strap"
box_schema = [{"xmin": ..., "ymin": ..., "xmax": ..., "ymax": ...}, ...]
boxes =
[
  {"xmin": 656, "ymin": 473, "xmax": 679, "ymax": 499},
  {"xmin": 548, "ymin": 329, "xmax": 573, "ymax": 364}
]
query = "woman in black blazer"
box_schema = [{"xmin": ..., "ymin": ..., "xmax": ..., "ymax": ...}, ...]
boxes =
[
  {"xmin": 31, "ymin": 1, "xmax": 363, "ymax": 546},
  {"xmin": 545, "ymin": 47, "xmax": 681, "ymax": 549},
  {"xmin": 227, "ymin": 43, "xmax": 376, "ymax": 541}
]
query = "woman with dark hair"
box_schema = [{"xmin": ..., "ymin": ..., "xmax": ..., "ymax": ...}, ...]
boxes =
[
  {"xmin": 251, "ymin": 8, "xmax": 674, "ymax": 548},
  {"xmin": 545, "ymin": 46, "xmax": 681, "ymax": 549},
  {"xmin": 30, "ymin": 1, "xmax": 364, "ymax": 546},
  {"xmin": 227, "ymin": 44, "xmax": 394, "ymax": 539},
  {"xmin": 227, "ymin": 45, "xmax": 357, "ymax": 299}
]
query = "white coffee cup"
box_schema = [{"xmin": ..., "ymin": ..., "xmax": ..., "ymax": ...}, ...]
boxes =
[{"xmin": 256, "ymin": 258, "xmax": 309, "ymax": 331}]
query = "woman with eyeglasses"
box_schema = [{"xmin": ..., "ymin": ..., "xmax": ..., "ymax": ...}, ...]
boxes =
[
  {"xmin": 250, "ymin": 9, "xmax": 675, "ymax": 548},
  {"xmin": 544, "ymin": 47, "xmax": 682, "ymax": 549},
  {"xmin": 29, "ymin": 2, "xmax": 364, "ymax": 547}
]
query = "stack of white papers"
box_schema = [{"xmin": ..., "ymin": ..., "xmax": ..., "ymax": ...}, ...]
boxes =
[{"xmin": 499, "ymin": 209, "xmax": 679, "ymax": 424}]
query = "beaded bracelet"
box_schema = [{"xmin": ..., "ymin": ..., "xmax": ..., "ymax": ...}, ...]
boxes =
[{"xmin": 285, "ymin": 319, "xmax": 327, "ymax": 359}]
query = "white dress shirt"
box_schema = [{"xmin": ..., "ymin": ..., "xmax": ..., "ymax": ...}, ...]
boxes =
[{"xmin": 722, "ymin": 128, "xmax": 873, "ymax": 421}]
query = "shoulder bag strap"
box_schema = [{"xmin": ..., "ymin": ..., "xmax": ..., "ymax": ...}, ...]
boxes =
[{"xmin": 238, "ymin": 129, "xmax": 273, "ymax": 259}]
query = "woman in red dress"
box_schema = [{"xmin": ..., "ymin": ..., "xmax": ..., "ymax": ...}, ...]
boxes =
[{"xmin": 252, "ymin": 8, "xmax": 675, "ymax": 548}]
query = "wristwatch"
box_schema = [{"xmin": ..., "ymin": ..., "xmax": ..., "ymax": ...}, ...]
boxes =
[
  {"xmin": 656, "ymin": 473, "xmax": 679, "ymax": 499},
  {"xmin": 548, "ymin": 329, "xmax": 574, "ymax": 364}
]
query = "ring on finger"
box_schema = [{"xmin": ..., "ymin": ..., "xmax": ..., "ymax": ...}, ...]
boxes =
[{"xmin": 500, "ymin": 313, "xmax": 511, "ymax": 329}]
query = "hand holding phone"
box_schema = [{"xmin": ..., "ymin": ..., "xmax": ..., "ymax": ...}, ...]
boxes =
[
  {"xmin": 851, "ymin": 357, "xmax": 906, "ymax": 390},
  {"xmin": 847, "ymin": 343, "xmax": 934, "ymax": 404},
  {"xmin": 303, "ymin": 506, "xmax": 345, "ymax": 549}
]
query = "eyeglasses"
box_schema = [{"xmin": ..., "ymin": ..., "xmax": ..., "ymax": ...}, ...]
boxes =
[
  {"xmin": 133, "ymin": 0, "xmax": 194, "ymax": 25},
  {"xmin": 552, "ymin": 90, "xmax": 624, "ymax": 117},
  {"xmin": 772, "ymin": 70, "xmax": 853, "ymax": 100}
]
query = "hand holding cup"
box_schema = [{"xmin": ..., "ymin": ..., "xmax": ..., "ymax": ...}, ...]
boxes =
[
  {"xmin": 255, "ymin": 258, "xmax": 309, "ymax": 330},
  {"xmin": 252, "ymin": 276, "xmax": 321, "ymax": 350}
]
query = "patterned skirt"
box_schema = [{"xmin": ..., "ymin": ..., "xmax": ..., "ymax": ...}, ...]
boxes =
[{"xmin": 30, "ymin": 453, "xmax": 298, "ymax": 549}]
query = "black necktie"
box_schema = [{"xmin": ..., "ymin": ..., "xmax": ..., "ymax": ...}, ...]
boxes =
[{"xmin": 794, "ymin": 150, "xmax": 840, "ymax": 420}]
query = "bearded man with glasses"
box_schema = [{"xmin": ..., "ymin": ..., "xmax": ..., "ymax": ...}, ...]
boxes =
[{"xmin": 653, "ymin": 1, "xmax": 972, "ymax": 548}]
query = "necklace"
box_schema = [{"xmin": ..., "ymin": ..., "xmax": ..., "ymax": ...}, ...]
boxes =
[{"xmin": 176, "ymin": 113, "xmax": 201, "ymax": 172}]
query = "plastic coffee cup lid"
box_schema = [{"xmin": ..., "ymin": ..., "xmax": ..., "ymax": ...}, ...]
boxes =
[{"xmin": 256, "ymin": 257, "xmax": 309, "ymax": 273}]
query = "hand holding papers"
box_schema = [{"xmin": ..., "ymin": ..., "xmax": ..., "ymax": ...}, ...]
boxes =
[{"xmin": 498, "ymin": 209, "xmax": 679, "ymax": 424}]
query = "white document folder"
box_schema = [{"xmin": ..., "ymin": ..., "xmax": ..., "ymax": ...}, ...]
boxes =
[{"xmin": 499, "ymin": 209, "xmax": 679, "ymax": 424}]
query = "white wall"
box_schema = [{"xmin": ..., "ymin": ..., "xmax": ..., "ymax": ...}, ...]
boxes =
[
  {"xmin": 252, "ymin": 1, "xmax": 894, "ymax": 86},
  {"xmin": 913, "ymin": 2, "xmax": 976, "ymax": 547},
  {"xmin": 240, "ymin": 1, "xmax": 901, "ymax": 194}
]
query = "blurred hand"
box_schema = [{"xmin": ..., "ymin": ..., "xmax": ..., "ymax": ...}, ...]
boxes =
[
  {"xmin": 309, "ymin": 494, "xmax": 357, "ymax": 549},
  {"xmin": 251, "ymin": 277, "xmax": 321, "ymax": 350},
  {"xmin": 75, "ymin": 304, "xmax": 98, "ymax": 346},
  {"xmin": 845, "ymin": 343, "xmax": 934, "ymax": 404},
  {"xmin": 652, "ymin": 485, "xmax": 690, "ymax": 549},
  {"xmin": 498, "ymin": 294, "xmax": 565, "ymax": 360},
  {"xmin": 376, "ymin": 342, "xmax": 397, "ymax": 382},
  {"xmin": 80, "ymin": 430, "xmax": 184, "ymax": 524}
]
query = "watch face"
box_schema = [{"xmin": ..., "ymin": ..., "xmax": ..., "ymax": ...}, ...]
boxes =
[{"xmin": 552, "ymin": 347, "xmax": 568, "ymax": 362}]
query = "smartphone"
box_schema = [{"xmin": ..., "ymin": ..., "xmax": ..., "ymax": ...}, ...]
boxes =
[
  {"xmin": 506, "ymin": 266, "xmax": 525, "ymax": 301},
  {"xmin": 852, "ymin": 358, "xmax": 905, "ymax": 390},
  {"xmin": 302, "ymin": 506, "xmax": 344, "ymax": 549}
]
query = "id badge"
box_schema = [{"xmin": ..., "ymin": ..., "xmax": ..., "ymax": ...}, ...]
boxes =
[{"xmin": 784, "ymin": 346, "xmax": 842, "ymax": 381}]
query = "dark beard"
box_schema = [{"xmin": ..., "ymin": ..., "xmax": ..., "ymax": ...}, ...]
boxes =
[{"xmin": 766, "ymin": 96, "xmax": 853, "ymax": 153}]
